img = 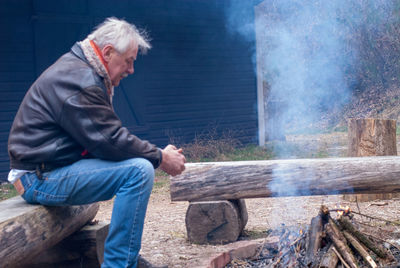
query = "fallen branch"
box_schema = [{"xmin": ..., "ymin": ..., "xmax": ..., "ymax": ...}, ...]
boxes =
[
  {"xmin": 325, "ymin": 222, "xmax": 359, "ymax": 268},
  {"xmin": 337, "ymin": 216, "xmax": 388, "ymax": 259},
  {"xmin": 331, "ymin": 209, "xmax": 400, "ymax": 227},
  {"xmin": 331, "ymin": 246, "xmax": 351, "ymax": 268},
  {"xmin": 342, "ymin": 230, "xmax": 377, "ymax": 268}
]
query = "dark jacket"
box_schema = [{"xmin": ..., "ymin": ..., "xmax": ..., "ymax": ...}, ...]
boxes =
[{"xmin": 8, "ymin": 43, "xmax": 162, "ymax": 172}]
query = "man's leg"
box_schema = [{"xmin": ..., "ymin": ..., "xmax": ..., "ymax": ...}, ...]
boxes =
[{"xmin": 20, "ymin": 158, "xmax": 154, "ymax": 268}]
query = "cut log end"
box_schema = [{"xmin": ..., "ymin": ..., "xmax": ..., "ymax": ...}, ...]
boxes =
[{"xmin": 185, "ymin": 200, "xmax": 247, "ymax": 245}]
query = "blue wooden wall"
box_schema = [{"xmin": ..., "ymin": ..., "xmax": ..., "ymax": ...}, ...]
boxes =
[{"xmin": 0, "ymin": 0, "xmax": 258, "ymax": 181}]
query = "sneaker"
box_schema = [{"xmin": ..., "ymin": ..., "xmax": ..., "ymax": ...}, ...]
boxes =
[{"xmin": 137, "ymin": 255, "xmax": 168, "ymax": 268}]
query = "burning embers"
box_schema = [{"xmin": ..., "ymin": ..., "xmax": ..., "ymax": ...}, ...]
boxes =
[{"xmin": 226, "ymin": 205, "xmax": 400, "ymax": 268}]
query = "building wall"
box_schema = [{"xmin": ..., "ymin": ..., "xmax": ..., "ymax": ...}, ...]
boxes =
[{"xmin": 0, "ymin": 0, "xmax": 258, "ymax": 181}]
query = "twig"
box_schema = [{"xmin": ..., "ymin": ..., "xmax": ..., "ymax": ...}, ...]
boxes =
[
  {"xmin": 251, "ymin": 237, "xmax": 272, "ymax": 260},
  {"xmin": 272, "ymin": 248, "xmax": 290, "ymax": 267},
  {"xmin": 355, "ymin": 195, "xmax": 361, "ymax": 215},
  {"xmin": 366, "ymin": 202, "xmax": 388, "ymax": 207},
  {"xmin": 332, "ymin": 246, "xmax": 351, "ymax": 268},
  {"xmin": 271, "ymin": 237, "xmax": 304, "ymax": 267},
  {"xmin": 330, "ymin": 209, "xmax": 400, "ymax": 226}
]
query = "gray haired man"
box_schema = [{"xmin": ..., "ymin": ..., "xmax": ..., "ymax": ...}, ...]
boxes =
[{"xmin": 8, "ymin": 17, "xmax": 185, "ymax": 268}]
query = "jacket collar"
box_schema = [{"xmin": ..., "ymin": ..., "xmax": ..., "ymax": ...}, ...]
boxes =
[{"xmin": 71, "ymin": 42, "xmax": 89, "ymax": 63}]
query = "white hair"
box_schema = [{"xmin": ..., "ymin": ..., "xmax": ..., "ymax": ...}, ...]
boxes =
[{"xmin": 88, "ymin": 17, "xmax": 151, "ymax": 54}]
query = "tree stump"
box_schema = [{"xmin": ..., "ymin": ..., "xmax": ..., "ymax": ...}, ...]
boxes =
[
  {"xmin": 344, "ymin": 118, "xmax": 398, "ymax": 202},
  {"xmin": 185, "ymin": 199, "xmax": 247, "ymax": 244}
]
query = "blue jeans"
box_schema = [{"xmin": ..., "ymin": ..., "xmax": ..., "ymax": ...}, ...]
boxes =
[{"xmin": 20, "ymin": 158, "xmax": 155, "ymax": 268}]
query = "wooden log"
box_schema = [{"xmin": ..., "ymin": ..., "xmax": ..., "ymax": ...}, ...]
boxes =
[
  {"xmin": 170, "ymin": 156, "xmax": 400, "ymax": 201},
  {"xmin": 325, "ymin": 223, "xmax": 359, "ymax": 268},
  {"xmin": 342, "ymin": 230, "xmax": 377, "ymax": 268},
  {"xmin": 230, "ymin": 199, "xmax": 248, "ymax": 231},
  {"xmin": 337, "ymin": 216, "xmax": 388, "ymax": 259},
  {"xmin": 345, "ymin": 118, "xmax": 398, "ymax": 202},
  {"xmin": 0, "ymin": 196, "xmax": 99, "ymax": 267},
  {"xmin": 22, "ymin": 221, "xmax": 109, "ymax": 268},
  {"xmin": 332, "ymin": 246, "xmax": 351, "ymax": 268},
  {"xmin": 320, "ymin": 245, "xmax": 339, "ymax": 268},
  {"xmin": 305, "ymin": 213, "xmax": 323, "ymax": 262},
  {"xmin": 185, "ymin": 200, "xmax": 246, "ymax": 244}
]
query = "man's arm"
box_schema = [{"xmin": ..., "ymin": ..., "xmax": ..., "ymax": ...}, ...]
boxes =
[{"xmin": 59, "ymin": 85, "xmax": 161, "ymax": 167}]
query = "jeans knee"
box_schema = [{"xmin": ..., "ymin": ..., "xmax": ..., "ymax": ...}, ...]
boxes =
[{"xmin": 126, "ymin": 158, "xmax": 154, "ymax": 189}]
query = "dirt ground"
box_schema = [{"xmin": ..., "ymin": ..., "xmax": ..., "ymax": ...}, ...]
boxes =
[
  {"xmin": 94, "ymin": 133, "xmax": 400, "ymax": 267},
  {"xmin": 95, "ymin": 190, "xmax": 400, "ymax": 267}
]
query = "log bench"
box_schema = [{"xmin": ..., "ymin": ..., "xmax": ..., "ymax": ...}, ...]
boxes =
[
  {"xmin": 170, "ymin": 156, "xmax": 400, "ymax": 244},
  {"xmin": 0, "ymin": 196, "xmax": 108, "ymax": 268}
]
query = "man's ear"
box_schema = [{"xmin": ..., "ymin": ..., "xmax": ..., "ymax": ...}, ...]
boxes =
[{"xmin": 102, "ymin": 45, "xmax": 114, "ymax": 63}]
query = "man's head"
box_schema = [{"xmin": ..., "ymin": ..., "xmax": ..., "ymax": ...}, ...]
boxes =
[{"xmin": 88, "ymin": 17, "xmax": 151, "ymax": 86}]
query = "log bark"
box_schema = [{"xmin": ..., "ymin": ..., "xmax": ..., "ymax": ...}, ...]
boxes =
[
  {"xmin": 347, "ymin": 118, "xmax": 397, "ymax": 157},
  {"xmin": 170, "ymin": 156, "xmax": 400, "ymax": 201},
  {"xmin": 185, "ymin": 200, "xmax": 247, "ymax": 244},
  {"xmin": 337, "ymin": 216, "xmax": 388, "ymax": 259},
  {"xmin": 325, "ymin": 223, "xmax": 359, "ymax": 268},
  {"xmin": 23, "ymin": 221, "xmax": 109, "ymax": 268},
  {"xmin": 342, "ymin": 230, "xmax": 377, "ymax": 268},
  {"xmin": 305, "ymin": 214, "xmax": 323, "ymax": 262},
  {"xmin": 345, "ymin": 118, "xmax": 398, "ymax": 202},
  {"xmin": 0, "ymin": 196, "xmax": 99, "ymax": 267}
]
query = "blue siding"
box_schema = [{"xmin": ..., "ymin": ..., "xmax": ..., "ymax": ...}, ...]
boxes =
[
  {"xmin": 0, "ymin": 0, "xmax": 36, "ymax": 182},
  {"xmin": 0, "ymin": 0, "xmax": 257, "ymax": 181}
]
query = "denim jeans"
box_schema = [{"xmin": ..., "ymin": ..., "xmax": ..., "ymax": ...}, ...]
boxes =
[{"xmin": 20, "ymin": 158, "xmax": 155, "ymax": 268}]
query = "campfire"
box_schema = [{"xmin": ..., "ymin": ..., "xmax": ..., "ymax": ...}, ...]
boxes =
[{"xmin": 226, "ymin": 205, "xmax": 400, "ymax": 267}]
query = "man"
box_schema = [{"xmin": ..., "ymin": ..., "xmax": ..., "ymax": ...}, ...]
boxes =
[{"xmin": 8, "ymin": 17, "xmax": 185, "ymax": 268}]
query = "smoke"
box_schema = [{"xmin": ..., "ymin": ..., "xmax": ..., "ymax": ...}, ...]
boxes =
[
  {"xmin": 224, "ymin": 0, "xmax": 394, "ymax": 226},
  {"xmin": 225, "ymin": 0, "xmax": 393, "ymax": 137}
]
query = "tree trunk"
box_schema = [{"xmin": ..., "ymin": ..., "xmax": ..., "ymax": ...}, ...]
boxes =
[
  {"xmin": 347, "ymin": 118, "xmax": 397, "ymax": 157},
  {"xmin": 170, "ymin": 156, "xmax": 400, "ymax": 201},
  {"xmin": 345, "ymin": 118, "xmax": 398, "ymax": 202},
  {"xmin": 0, "ymin": 196, "xmax": 99, "ymax": 268}
]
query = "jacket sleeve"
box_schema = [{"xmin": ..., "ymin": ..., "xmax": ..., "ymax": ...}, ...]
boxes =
[{"xmin": 58, "ymin": 85, "xmax": 162, "ymax": 168}]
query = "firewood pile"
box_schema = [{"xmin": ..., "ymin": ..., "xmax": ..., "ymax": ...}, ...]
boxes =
[{"xmin": 226, "ymin": 205, "xmax": 400, "ymax": 268}]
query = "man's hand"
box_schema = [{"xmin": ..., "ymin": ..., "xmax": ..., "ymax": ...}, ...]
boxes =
[{"xmin": 159, "ymin": 145, "xmax": 186, "ymax": 176}]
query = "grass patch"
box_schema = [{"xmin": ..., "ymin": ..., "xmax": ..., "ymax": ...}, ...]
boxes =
[
  {"xmin": 0, "ymin": 183, "xmax": 18, "ymax": 201},
  {"xmin": 179, "ymin": 131, "xmax": 342, "ymax": 163},
  {"xmin": 220, "ymin": 145, "xmax": 273, "ymax": 161},
  {"xmin": 153, "ymin": 170, "xmax": 170, "ymax": 193}
]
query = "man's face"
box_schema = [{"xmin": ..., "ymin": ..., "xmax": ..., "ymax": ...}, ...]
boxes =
[{"xmin": 106, "ymin": 45, "xmax": 138, "ymax": 86}]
